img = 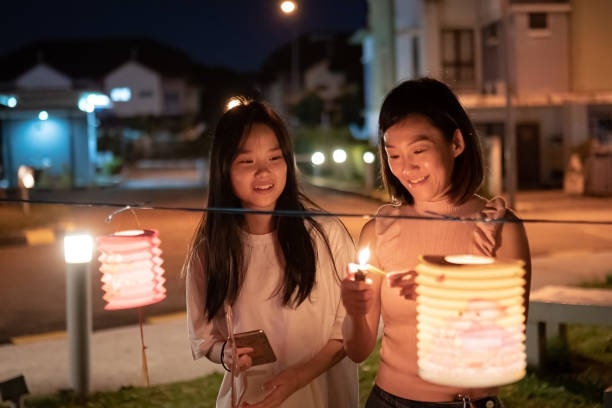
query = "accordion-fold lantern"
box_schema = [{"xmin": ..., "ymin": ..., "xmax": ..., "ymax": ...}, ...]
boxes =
[
  {"xmin": 415, "ymin": 254, "xmax": 527, "ymax": 388},
  {"xmin": 97, "ymin": 229, "xmax": 166, "ymax": 310}
]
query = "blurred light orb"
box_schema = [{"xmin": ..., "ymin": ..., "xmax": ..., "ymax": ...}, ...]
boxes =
[
  {"xmin": 78, "ymin": 93, "xmax": 111, "ymax": 112},
  {"xmin": 311, "ymin": 151, "xmax": 325, "ymax": 166},
  {"xmin": 17, "ymin": 165, "xmax": 35, "ymax": 189},
  {"xmin": 225, "ymin": 97, "xmax": 242, "ymax": 111},
  {"xmin": 280, "ymin": 0, "xmax": 297, "ymax": 14},
  {"xmin": 332, "ymin": 148, "xmax": 347, "ymax": 164},
  {"xmin": 78, "ymin": 98, "xmax": 94, "ymax": 113},
  {"xmin": 363, "ymin": 151, "xmax": 376, "ymax": 164},
  {"xmin": 0, "ymin": 95, "xmax": 17, "ymax": 108},
  {"xmin": 110, "ymin": 87, "xmax": 131, "ymax": 102},
  {"xmin": 38, "ymin": 111, "xmax": 49, "ymax": 121}
]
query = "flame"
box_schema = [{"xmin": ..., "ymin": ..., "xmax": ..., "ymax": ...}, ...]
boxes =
[{"xmin": 358, "ymin": 247, "xmax": 370, "ymax": 267}]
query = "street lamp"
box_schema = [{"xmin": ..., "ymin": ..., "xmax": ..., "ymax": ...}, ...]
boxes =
[
  {"xmin": 279, "ymin": 1, "xmax": 299, "ymax": 96},
  {"xmin": 279, "ymin": 0, "xmax": 296, "ymax": 14},
  {"xmin": 64, "ymin": 233, "xmax": 94, "ymax": 399}
]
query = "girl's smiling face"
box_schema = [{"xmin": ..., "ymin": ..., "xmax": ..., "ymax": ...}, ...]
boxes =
[
  {"xmin": 230, "ymin": 123, "xmax": 287, "ymax": 212},
  {"xmin": 383, "ymin": 114, "xmax": 464, "ymax": 204}
]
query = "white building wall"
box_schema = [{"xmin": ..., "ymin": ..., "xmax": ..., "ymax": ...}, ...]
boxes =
[
  {"xmin": 513, "ymin": 8, "xmax": 570, "ymax": 94},
  {"xmin": 476, "ymin": 0, "xmax": 502, "ymax": 24},
  {"xmin": 394, "ymin": 0, "xmax": 422, "ymax": 81},
  {"xmin": 16, "ymin": 64, "xmax": 72, "ymax": 90},
  {"xmin": 105, "ymin": 61, "xmax": 163, "ymax": 117},
  {"xmin": 439, "ymin": 0, "xmax": 479, "ymax": 26},
  {"xmin": 161, "ymin": 78, "xmax": 186, "ymax": 115},
  {"xmin": 422, "ymin": 0, "xmax": 441, "ymax": 78}
]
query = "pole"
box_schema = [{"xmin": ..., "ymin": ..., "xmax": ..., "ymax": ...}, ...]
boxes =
[
  {"xmin": 66, "ymin": 262, "xmax": 92, "ymax": 398},
  {"xmin": 501, "ymin": 0, "xmax": 517, "ymax": 208},
  {"xmin": 291, "ymin": 33, "xmax": 299, "ymax": 95},
  {"xmin": 64, "ymin": 235, "xmax": 93, "ymax": 399}
]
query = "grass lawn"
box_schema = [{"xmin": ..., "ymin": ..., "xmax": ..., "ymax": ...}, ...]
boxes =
[{"xmin": 22, "ymin": 323, "xmax": 612, "ymax": 408}]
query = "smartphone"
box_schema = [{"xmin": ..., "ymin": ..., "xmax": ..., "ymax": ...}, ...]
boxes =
[{"xmin": 233, "ymin": 329, "xmax": 277, "ymax": 366}]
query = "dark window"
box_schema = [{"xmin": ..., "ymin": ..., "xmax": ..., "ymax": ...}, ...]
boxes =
[
  {"xmin": 412, "ymin": 36, "xmax": 421, "ymax": 77},
  {"xmin": 441, "ymin": 29, "xmax": 475, "ymax": 87},
  {"xmin": 139, "ymin": 89, "xmax": 153, "ymax": 98},
  {"xmin": 164, "ymin": 91, "xmax": 179, "ymax": 104},
  {"xmin": 483, "ymin": 22, "xmax": 499, "ymax": 46},
  {"xmin": 595, "ymin": 119, "xmax": 612, "ymax": 144},
  {"xmin": 529, "ymin": 13, "xmax": 548, "ymax": 30}
]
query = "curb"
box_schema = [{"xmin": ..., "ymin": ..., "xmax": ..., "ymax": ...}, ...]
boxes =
[{"xmin": 0, "ymin": 227, "xmax": 57, "ymax": 247}]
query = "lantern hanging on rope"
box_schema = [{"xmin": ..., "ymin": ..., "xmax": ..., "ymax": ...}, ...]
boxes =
[
  {"xmin": 96, "ymin": 228, "xmax": 166, "ymax": 386},
  {"xmin": 415, "ymin": 254, "xmax": 527, "ymax": 388},
  {"xmin": 97, "ymin": 229, "xmax": 166, "ymax": 310}
]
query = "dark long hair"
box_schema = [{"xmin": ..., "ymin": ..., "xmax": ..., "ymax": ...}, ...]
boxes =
[
  {"xmin": 186, "ymin": 99, "xmax": 336, "ymax": 321},
  {"xmin": 378, "ymin": 77, "xmax": 484, "ymax": 205}
]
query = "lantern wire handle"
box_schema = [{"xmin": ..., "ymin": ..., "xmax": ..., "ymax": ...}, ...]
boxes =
[{"xmin": 104, "ymin": 205, "xmax": 154, "ymax": 226}]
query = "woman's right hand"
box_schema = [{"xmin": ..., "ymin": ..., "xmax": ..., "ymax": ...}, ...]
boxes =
[
  {"xmin": 222, "ymin": 341, "xmax": 254, "ymax": 373},
  {"xmin": 341, "ymin": 270, "xmax": 374, "ymax": 316}
]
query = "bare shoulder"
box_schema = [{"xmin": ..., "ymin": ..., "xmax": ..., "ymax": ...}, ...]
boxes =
[{"xmin": 358, "ymin": 218, "xmax": 376, "ymax": 246}]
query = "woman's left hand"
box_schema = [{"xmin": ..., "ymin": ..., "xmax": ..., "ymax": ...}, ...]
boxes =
[
  {"xmin": 239, "ymin": 367, "xmax": 301, "ymax": 408},
  {"xmin": 386, "ymin": 270, "xmax": 417, "ymax": 300}
]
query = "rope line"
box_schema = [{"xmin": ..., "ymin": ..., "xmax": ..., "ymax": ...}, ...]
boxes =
[{"xmin": 1, "ymin": 198, "xmax": 611, "ymax": 226}]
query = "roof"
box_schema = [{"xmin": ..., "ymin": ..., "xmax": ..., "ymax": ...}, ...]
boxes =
[{"xmin": 0, "ymin": 37, "xmax": 201, "ymax": 85}]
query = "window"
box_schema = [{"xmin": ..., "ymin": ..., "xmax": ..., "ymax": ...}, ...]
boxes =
[
  {"xmin": 164, "ymin": 91, "xmax": 179, "ymax": 104},
  {"xmin": 483, "ymin": 23, "xmax": 499, "ymax": 46},
  {"xmin": 139, "ymin": 89, "xmax": 153, "ymax": 99},
  {"xmin": 110, "ymin": 87, "xmax": 131, "ymax": 102},
  {"xmin": 411, "ymin": 36, "xmax": 421, "ymax": 77},
  {"xmin": 528, "ymin": 13, "xmax": 548, "ymax": 30},
  {"xmin": 441, "ymin": 29, "xmax": 475, "ymax": 87}
]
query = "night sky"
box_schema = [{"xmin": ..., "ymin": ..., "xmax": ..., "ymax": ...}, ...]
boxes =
[{"xmin": 0, "ymin": 0, "xmax": 368, "ymax": 72}]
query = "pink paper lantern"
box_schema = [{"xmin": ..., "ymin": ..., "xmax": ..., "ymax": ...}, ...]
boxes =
[{"xmin": 97, "ymin": 229, "xmax": 166, "ymax": 310}]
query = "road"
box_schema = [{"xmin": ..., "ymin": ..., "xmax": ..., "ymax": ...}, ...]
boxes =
[
  {"xmin": 0, "ymin": 184, "xmax": 381, "ymax": 343},
  {"xmin": 1, "ymin": 183, "xmax": 610, "ymax": 343}
]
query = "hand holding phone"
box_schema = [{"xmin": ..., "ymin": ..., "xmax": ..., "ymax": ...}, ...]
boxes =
[{"xmin": 233, "ymin": 329, "xmax": 277, "ymax": 366}]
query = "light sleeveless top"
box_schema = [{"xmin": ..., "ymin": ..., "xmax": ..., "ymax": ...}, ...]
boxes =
[{"xmin": 373, "ymin": 195, "xmax": 510, "ymax": 402}]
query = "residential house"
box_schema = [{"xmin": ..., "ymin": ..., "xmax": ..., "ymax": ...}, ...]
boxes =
[
  {"xmin": 259, "ymin": 32, "xmax": 363, "ymax": 127},
  {"xmin": 359, "ymin": 0, "xmax": 612, "ymax": 194},
  {"xmin": 0, "ymin": 38, "xmax": 203, "ymax": 189}
]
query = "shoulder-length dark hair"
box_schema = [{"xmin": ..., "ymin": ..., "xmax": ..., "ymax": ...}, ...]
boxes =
[
  {"xmin": 378, "ymin": 77, "xmax": 484, "ymax": 205},
  {"xmin": 185, "ymin": 99, "xmax": 336, "ymax": 321}
]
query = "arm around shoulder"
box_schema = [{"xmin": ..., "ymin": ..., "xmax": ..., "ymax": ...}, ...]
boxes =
[{"xmin": 496, "ymin": 209, "xmax": 532, "ymax": 314}]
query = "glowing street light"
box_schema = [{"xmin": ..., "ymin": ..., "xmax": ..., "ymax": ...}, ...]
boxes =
[
  {"xmin": 64, "ymin": 233, "xmax": 94, "ymax": 398},
  {"xmin": 363, "ymin": 151, "xmax": 376, "ymax": 190},
  {"xmin": 363, "ymin": 151, "xmax": 376, "ymax": 164},
  {"xmin": 311, "ymin": 151, "xmax": 325, "ymax": 166},
  {"xmin": 280, "ymin": 0, "xmax": 297, "ymax": 14},
  {"xmin": 332, "ymin": 148, "xmax": 347, "ymax": 164}
]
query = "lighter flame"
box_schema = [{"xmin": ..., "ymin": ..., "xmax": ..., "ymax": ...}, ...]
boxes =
[{"xmin": 358, "ymin": 247, "xmax": 370, "ymax": 267}]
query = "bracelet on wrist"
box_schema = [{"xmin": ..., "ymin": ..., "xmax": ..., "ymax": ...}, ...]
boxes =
[{"xmin": 220, "ymin": 340, "xmax": 231, "ymax": 372}]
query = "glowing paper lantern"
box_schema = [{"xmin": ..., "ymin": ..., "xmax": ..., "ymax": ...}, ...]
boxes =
[
  {"xmin": 415, "ymin": 254, "xmax": 527, "ymax": 388},
  {"xmin": 97, "ymin": 229, "xmax": 166, "ymax": 310}
]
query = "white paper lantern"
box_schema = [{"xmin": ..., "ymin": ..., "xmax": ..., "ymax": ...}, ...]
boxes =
[{"xmin": 415, "ymin": 254, "xmax": 527, "ymax": 388}]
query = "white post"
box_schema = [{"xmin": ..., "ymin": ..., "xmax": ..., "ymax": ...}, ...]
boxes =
[{"xmin": 64, "ymin": 234, "xmax": 94, "ymax": 398}]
